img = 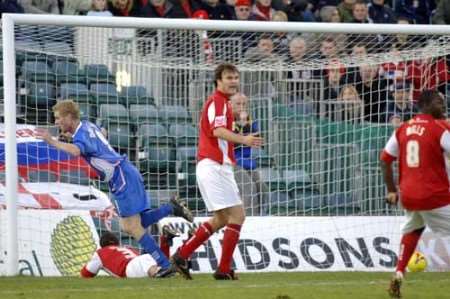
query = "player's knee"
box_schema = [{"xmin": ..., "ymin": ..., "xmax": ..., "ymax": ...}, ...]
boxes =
[{"xmin": 120, "ymin": 220, "xmax": 142, "ymax": 237}]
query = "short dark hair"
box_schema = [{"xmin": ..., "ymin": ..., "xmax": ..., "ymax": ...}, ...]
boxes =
[
  {"xmin": 214, "ymin": 63, "xmax": 239, "ymax": 87},
  {"xmin": 100, "ymin": 232, "xmax": 120, "ymax": 247},
  {"xmin": 417, "ymin": 89, "xmax": 442, "ymax": 110}
]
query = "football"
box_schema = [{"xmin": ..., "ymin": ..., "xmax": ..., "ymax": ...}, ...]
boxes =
[{"xmin": 407, "ymin": 251, "xmax": 427, "ymax": 272}]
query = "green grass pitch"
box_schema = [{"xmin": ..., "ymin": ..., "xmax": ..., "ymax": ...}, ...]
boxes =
[{"xmin": 1, "ymin": 272, "xmax": 449, "ymax": 299}]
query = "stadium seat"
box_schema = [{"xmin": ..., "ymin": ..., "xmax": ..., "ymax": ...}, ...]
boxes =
[
  {"xmin": 251, "ymin": 147, "xmax": 274, "ymax": 168},
  {"xmin": 20, "ymin": 61, "xmax": 55, "ymax": 83},
  {"xmin": 120, "ymin": 85, "xmax": 155, "ymax": 106},
  {"xmin": 136, "ymin": 124, "xmax": 171, "ymax": 148},
  {"xmin": 26, "ymin": 170, "xmax": 57, "ymax": 183},
  {"xmin": 176, "ymin": 146, "xmax": 197, "ymax": 161},
  {"xmin": 325, "ymin": 192, "xmax": 360, "ymax": 215},
  {"xmin": 90, "ymin": 83, "xmax": 119, "ymax": 106},
  {"xmin": 53, "ymin": 60, "xmax": 84, "ymax": 85},
  {"xmin": 258, "ymin": 167, "xmax": 285, "ymax": 191},
  {"xmin": 129, "ymin": 104, "xmax": 160, "ymax": 126},
  {"xmin": 98, "ymin": 104, "xmax": 128, "ymax": 124},
  {"xmin": 169, "ymin": 123, "xmax": 198, "ymax": 146},
  {"xmin": 282, "ymin": 168, "xmax": 313, "ymax": 191},
  {"xmin": 26, "ymin": 82, "xmax": 56, "ymax": 107},
  {"xmin": 59, "ymin": 169, "xmax": 90, "ymax": 185},
  {"xmin": 59, "ymin": 83, "xmax": 90, "ymax": 100},
  {"xmin": 98, "ymin": 104, "xmax": 131, "ymax": 149},
  {"xmin": 84, "ymin": 64, "xmax": 115, "ymax": 86},
  {"xmin": 77, "ymin": 101, "xmax": 97, "ymax": 121},
  {"xmin": 159, "ymin": 105, "xmax": 191, "ymax": 124}
]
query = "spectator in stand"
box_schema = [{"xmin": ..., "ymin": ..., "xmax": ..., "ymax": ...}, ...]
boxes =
[
  {"xmin": 286, "ymin": 37, "xmax": 315, "ymax": 80},
  {"xmin": 355, "ymin": 63, "xmax": 389, "ymax": 123},
  {"xmin": 380, "ymin": 43, "xmax": 408, "ymax": 81},
  {"xmin": 233, "ymin": 0, "xmax": 251, "ymax": 20},
  {"xmin": 195, "ymin": 0, "xmax": 234, "ymax": 20},
  {"xmin": 244, "ymin": 34, "xmax": 283, "ymax": 65},
  {"xmin": 134, "ymin": 0, "xmax": 194, "ymax": 18},
  {"xmin": 387, "ymin": 80, "xmax": 417, "ymax": 127},
  {"xmin": 352, "ymin": 0, "xmax": 372, "ymax": 23},
  {"xmin": 337, "ymin": 0, "xmax": 355, "ymax": 22},
  {"xmin": 319, "ymin": 36, "xmax": 339, "ymax": 60},
  {"xmin": 63, "ymin": 0, "xmax": 91, "ymax": 15},
  {"xmin": 331, "ymin": 84, "xmax": 363, "ymax": 122},
  {"xmin": 367, "ymin": 0, "xmax": 396, "ymax": 23},
  {"xmin": 396, "ymin": 0, "xmax": 436, "ymax": 24},
  {"xmin": 108, "ymin": 0, "xmax": 134, "ymax": 16},
  {"xmin": 433, "ymin": 0, "xmax": 450, "ymax": 24},
  {"xmin": 408, "ymin": 42, "xmax": 449, "ymax": 101},
  {"xmin": 319, "ymin": 5, "xmax": 341, "ymax": 22},
  {"xmin": 283, "ymin": 0, "xmax": 315, "ymax": 22},
  {"xmin": 19, "ymin": 0, "xmax": 59, "ymax": 14},
  {"xmin": 231, "ymin": 92, "xmax": 269, "ymax": 216},
  {"xmin": 252, "ymin": 0, "xmax": 275, "ymax": 21},
  {"xmin": 87, "ymin": 0, "xmax": 113, "ymax": 16},
  {"xmin": 271, "ymin": 10, "xmax": 290, "ymax": 56},
  {"xmin": 323, "ymin": 60, "xmax": 345, "ymax": 101},
  {"xmin": 0, "ymin": 0, "xmax": 24, "ymax": 17}
]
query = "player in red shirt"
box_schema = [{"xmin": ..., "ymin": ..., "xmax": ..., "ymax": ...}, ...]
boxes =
[
  {"xmin": 380, "ymin": 90, "xmax": 450, "ymax": 298},
  {"xmin": 171, "ymin": 63, "xmax": 263, "ymax": 280},
  {"xmin": 81, "ymin": 231, "xmax": 167, "ymax": 278}
]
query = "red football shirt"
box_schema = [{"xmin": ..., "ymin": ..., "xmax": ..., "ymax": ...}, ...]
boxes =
[
  {"xmin": 381, "ymin": 114, "xmax": 450, "ymax": 210},
  {"xmin": 81, "ymin": 245, "xmax": 139, "ymax": 278},
  {"xmin": 197, "ymin": 90, "xmax": 236, "ymax": 164}
]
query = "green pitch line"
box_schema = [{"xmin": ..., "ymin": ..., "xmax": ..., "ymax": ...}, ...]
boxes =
[{"xmin": 0, "ymin": 272, "xmax": 449, "ymax": 299}]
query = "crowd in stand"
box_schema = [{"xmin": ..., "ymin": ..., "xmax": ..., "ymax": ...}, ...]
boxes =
[{"xmin": 0, "ymin": 0, "xmax": 448, "ymax": 24}]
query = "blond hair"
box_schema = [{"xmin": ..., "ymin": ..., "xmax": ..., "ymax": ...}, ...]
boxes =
[{"xmin": 53, "ymin": 100, "xmax": 80, "ymax": 120}]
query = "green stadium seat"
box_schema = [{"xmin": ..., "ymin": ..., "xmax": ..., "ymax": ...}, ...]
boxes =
[
  {"xmin": 129, "ymin": 104, "xmax": 160, "ymax": 126},
  {"xmin": 21, "ymin": 61, "xmax": 55, "ymax": 83},
  {"xmin": 59, "ymin": 83, "xmax": 90, "ymax": 101},
  {"xmin": 107, "ymin": 123, "xmax": 132, "ymax": 149},
  {"xmin": 98, "ymin": 104, "xmax": 128, "ymax": 124},
  {"xmin": 26, "ymin": 82, "xmax": 56, "ymax": 107},
  {"xmin": 159, "ymin": 105, "xmax": 191, "ymax": 124},
  {"xmin": 136, "ymin": 124, "xmax": 172, "ymax": 148},
  {"xmin": 90, "ymin": 83, "xmax": 119, "ymax": 106},
  {"xmin": 120, "ymin": 85, "xmax": 155, "ymax": 106},
  {"xmin": 53, "ymin": 60, "xmax": 84, "ymax": 85},
  {"xmin": 325, "ymin": 193, "xmax": 360, "ymax": 215},
  {"xmin": 85, "ymin": 64, "xmax": 115, "ymax": 85},
  {"xmin": 169, "ymin": 123, "xmax": 198, "ymax": 146}
]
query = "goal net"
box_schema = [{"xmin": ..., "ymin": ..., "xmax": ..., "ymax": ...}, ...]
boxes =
[{"xmin": 1, "ymin": 16, "xmax": 450, "ymax": 276}]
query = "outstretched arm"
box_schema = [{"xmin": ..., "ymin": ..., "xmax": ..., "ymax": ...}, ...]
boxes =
[
  {"xmin": 35, "ymin": 128, "xmax": 81, "ymax": 157},
  {"xmin": 80, "ymin": 252, "xmax": 102, "ymax": 278},
  {"xmin": 213, "ymin": 127, "xmax": 263, "ymax": 148}
]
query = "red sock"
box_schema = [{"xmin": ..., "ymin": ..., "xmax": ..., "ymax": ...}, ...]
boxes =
[
  {"xmin": 178, "ymin": 222, "xmax": 213, "ymax": 259},
  {"xmin": 160, "ymin": 235, "xmax": 170, "ymax": 258},
  {"xmin": 218, "ymin": 224, "xmax": 241, "ymax": 274},
  {"xmin": 396, "ymin": 228, "xmax": 424, "ymax": 274}
]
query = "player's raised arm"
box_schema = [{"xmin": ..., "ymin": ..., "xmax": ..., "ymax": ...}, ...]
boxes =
[{"xmin": 35, "ymin": 128, "xmax": 81, "ymax": 157}]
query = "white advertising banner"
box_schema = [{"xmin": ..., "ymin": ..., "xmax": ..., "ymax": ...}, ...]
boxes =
[
  {"xmin": 161, "ymin": 216, "xmax": 450, "ymax": 273},
  {"xmin": 0, "ymin": 210, "xmax": 100, "ymax": 276}
]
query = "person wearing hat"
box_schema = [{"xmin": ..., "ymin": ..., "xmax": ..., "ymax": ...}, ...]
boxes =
[
  {"xmin": 233, "ymin": 0, "xmax": 252, "ymax": 20},
  {"xmin": 387, "ymin": 80, "xmax": 418, "ymax": 127}
]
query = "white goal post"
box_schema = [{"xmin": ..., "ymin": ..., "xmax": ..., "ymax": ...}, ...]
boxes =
[{"xmin": 2, "ymin": 14, "xmax": 450, "ymax": 276}]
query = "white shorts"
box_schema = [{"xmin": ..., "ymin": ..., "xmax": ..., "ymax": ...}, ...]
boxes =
[
  {"xmin": 196, "ymin": 158, "xmax": 241, "ymax": 212},
  {"xmin": 125, "ymin": 254, "xmax": 157, "ymax": 278},
  {"xmin": 402, "ymin": 204, "xmax": 450, "ymax": 235}
]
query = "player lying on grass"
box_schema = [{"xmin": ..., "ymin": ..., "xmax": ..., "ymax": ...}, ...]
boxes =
[{"xmin": 81, "ymin": 226, "xmax": 182, "ymax": 278}]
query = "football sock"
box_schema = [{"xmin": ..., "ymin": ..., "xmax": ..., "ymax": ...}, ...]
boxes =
[
  {"xmin": 396, "ymin": 227, "xmax": 424, "ymax": 274},
  {"xmin": 140, "ymin": 204, "xmax": 173, "ymax": 228},
  {"xmin": 160, "ymin": 235, "xmax": 170, "ymax": 258},
  {"xmin": 139, "ymin": 233, "xmax": 170, "ymax": 268},
  {"xmin": 178, "ymin": 222, "xmax": 213, "ymax": 259},
  {"xmin": 218, "ymin": 223, "xmax": 241, "ymax": 274}
]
